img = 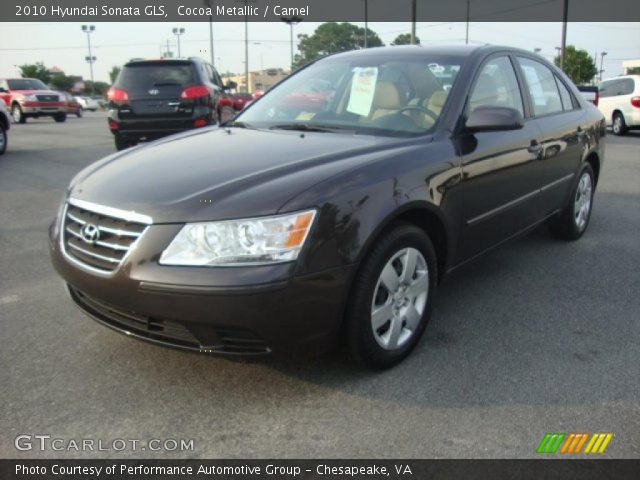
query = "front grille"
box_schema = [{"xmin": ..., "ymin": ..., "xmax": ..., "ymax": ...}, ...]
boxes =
[
  {"xmin": 36, "ymin": 94, "xmax": 59, "ymax": 102},
  {"xmin": 62, "ymin": 202, "xmax": 148, "ymax": 273},
  {"xmin": 69, "ymin": 287, "xmax": 271, "ymax": 354}
]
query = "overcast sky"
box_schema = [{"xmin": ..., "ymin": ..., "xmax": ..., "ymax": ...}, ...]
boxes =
[{"xmin": 0, "ymin": 22, "xmax": 638, "ymax": 83}]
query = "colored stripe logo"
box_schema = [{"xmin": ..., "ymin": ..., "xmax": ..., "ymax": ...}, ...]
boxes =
[{"xmin": 537, "ymin": 433, "xmax": 613, "ymax": 454}]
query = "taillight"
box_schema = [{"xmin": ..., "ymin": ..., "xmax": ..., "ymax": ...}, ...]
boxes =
[
  {"xmin": 181, "ymin": 85, "xmax": 209, "ymax": 99},
  {"xmin": 193, "ymin": 119, "xmax": 207, "ymax": 127},
  {"xmin": 593, "ymin": 91, "xmax": 599, "ymax": 107},
  {"xmin": 108, "ymin": 119, "xmax": 119, "ymax": 130},
  {"xmin": 631, "ymin": 97, "xmax": 640, "ymax": 108},
  {"xmin": 107, "ymin": 88, "xmax": 129, "ymax": 102}
]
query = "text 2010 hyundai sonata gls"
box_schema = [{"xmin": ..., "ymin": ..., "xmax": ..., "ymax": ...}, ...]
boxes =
[{"xmin": 49, "ymin": 45, "xmax": 605, "ymax": 368}]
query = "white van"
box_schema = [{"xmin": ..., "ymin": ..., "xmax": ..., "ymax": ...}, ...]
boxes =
[{"xmin": 598, "ymin": 75, "xmax": 640, "ymax": 135}]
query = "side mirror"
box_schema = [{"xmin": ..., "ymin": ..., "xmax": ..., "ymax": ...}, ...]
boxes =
[
  {"xmin": 225, "ymin": 80, "xmax": 237, "ymax": 91},
  {"xmin": 465, "ymin": 106, "xmax": 524, "ymax": 132},
  {"xmin": 0, "ymin": 87, "xmax": 6, "ymax": 93}
]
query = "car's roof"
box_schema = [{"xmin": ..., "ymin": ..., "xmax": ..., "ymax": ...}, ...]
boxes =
[{"xmin": 323, "ymin": 44, "xmax": 541, "ymax": 62}]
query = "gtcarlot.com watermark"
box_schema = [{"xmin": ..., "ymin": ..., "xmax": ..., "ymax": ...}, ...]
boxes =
[{"xmin": 15, "ymin": 434, "xmax": 195, "ymax": 452}]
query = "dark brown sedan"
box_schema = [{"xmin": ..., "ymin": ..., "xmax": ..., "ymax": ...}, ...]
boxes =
[{"xmin": 50, "ymin": 45, "xmax": 605, "ymax": 368}]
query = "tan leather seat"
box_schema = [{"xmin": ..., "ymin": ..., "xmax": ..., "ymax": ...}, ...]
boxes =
[
  {"xmin": 369, "ymin": 82, "xmax": 404, "ymax": 120},
  {"xmin": 426, "ymin": 90, "xmax": 449, "ymax": 116}
]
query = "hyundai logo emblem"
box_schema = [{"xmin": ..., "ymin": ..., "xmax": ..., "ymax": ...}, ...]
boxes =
[
  {"xmin": 148, "ymin": 89, "xmax": 160, "ymax": 95},
  {"xmin": 80, "ymin": 223, "xmax": 100, "ymax": 244}
]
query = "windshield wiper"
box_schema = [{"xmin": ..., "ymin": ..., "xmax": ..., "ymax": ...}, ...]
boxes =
[
  {"xmin": 222, "ymin": 120, "xmax": 254, "ymax": 129},
  {"xmin": 269, "ymin": 123, "xmax": 354, "ymax": 134}
]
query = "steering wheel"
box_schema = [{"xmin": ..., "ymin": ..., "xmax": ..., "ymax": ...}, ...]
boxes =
[{"xmin": 397, "ymin": 105, "xmax": 439, "ymax": 121}]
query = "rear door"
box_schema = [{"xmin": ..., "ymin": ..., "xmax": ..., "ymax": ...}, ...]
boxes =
[
  {"xmin": 515, "ymin": 56, "xmax": 585, "ymax": 216},
  {"xmin": 116, "ymin": 61, "xmax": 197, "ymax": 118},
  {"xmin": 456, "ymin": 54, "xmax": 545, "ymax": 261}
]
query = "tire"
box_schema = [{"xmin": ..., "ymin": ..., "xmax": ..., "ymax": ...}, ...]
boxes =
[
  {"xmin": 76, "ymin": 107, "xmax": 83, "ymax": 118},
  {"xmin": 11, "ymin": 104, "xmax": 25, "ymax": 124},
  {"xmin": 612, "ymin": 112, "xmax": 627, "ymax": 136},
  {"xmin": 345, "ymin": 223, "xmax": 437, "ymax": 369},
  {"xmin": 0, "ymin": 123, "xmax": 7, "ymax": 155},
  {"xmin": 114, "ymin": 133, "xmax": 134, "ymax": 151},
  {"xmin": 54, "ymin": 113, "xmax": 67, "ymax": 123},
  {"xmin": 549, "ymin": 163, "xmax": 595, "ymax": 241}
]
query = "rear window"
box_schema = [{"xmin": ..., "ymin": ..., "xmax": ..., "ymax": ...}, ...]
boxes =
[
  {"xmin": 600, "ymin": 78, "xmax": 635, "ymax": 97},
  {"xmin": 7, "ymin": 79, "xmax": 48, "ymax": 90},
  {"xmin": 116, "ymin": 63, "xmax": 196, "ymax": 90}
]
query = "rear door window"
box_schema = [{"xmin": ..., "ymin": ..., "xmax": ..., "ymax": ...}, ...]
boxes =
[
  {"xmin": 555, "ymin": 76, "xmax": 575, "ymax": 111},
  {"xmin": 117, "ymin": 63, "xmax": 196, "ymax": 93},
  {"xmin": 517, "ymin": 57, "xmax": 564, "ymax": 116}
]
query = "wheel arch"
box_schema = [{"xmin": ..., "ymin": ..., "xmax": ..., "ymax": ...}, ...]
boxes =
[{"xmin": 585, "ymin": 151, "xmax": 601, "ymax": 187}]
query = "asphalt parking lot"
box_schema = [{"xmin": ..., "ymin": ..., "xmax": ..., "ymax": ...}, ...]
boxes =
[{"xmin": 1, "ymin": 112, "xmax": 639, "ymax": 459}]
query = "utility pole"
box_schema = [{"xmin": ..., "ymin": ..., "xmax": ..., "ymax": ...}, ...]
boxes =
[
  {"xmin": 204, "ymin": 0, "xmax": 215, "ymax": 66},
  {"xmin": 560, "ymin": 0, "xmax": 569, "ymax": 71},
  {"xmin": 81, "ymin": 25, "xmax": 96, "ymax": 96},
  {"xmin": 364, "ymin": 0, "xmax": 368, "ymax": 48},
  {"xmin": 410, "ymin": 0, "xmax": 416, "ymax": 44},
  {"xmin": 600, "ymin": 51, "xmax": 607, "ymax": 82},
  {"xmin": 465, "ymin": 0, "xmax": 470, "ymax": 45},
  {"xmin": 244, "ymin": 0, "xmax": 249, "ymax": 93}
]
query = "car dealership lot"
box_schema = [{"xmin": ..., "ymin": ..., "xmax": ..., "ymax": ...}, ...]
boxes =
[{"xmin": 1, "ymin": 113, "xmax": 639, "ymax": 458}]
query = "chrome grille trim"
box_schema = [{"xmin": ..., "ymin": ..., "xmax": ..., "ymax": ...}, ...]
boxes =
[{"xmin": 60, "ymin": 198, "xmax": 152, "ymax": 276}]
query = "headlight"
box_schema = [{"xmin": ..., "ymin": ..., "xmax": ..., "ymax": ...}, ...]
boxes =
[{"xmin": 159, "ymin": 210, "xmax": 317, "ymax": 266}]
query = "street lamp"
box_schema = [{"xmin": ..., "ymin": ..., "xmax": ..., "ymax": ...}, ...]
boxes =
[
  {"xmin": 172, "ymin": 27, "xmax": 185, "ymax": 58},
  {"xmin": 600, "ymin": 51, "xmax": 607, "ymax": 82},
  {"xmin": 280, "ymin": 16, "xmax": 302, "ymax": 71},
  {"xmin": 81, "ymin": 25, "xmax": 95, "ymax": 96},
  {"xmin": 203, "ymin": 0, "xmax": 215, "ymax": 66},
  {"xmin": 534, "ymin": 48, "xmax": 542, "ymax": 54}
]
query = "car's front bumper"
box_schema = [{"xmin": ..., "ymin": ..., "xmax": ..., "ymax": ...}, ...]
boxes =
[
  {"xmin": 21, "ymin": 102, "xmax": 66, "ymax": 115},
  {"xmin": 49, "ymin": 218, "xmax": 355, "ymax": 356}
]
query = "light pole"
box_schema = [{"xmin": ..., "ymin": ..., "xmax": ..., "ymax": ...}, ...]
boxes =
[
  {"xmin": 600, "ymin": 51, "xmax": 607, "ymax": 82},
  {"xmin": 411, "ymin": 0, "xmax": 417, "ymax": 44},
  {"xmin": 534, "ymin": 48, "xmax": 542, "ymax": 54},
  {"xmin": 560, "ymin": 0, "xmax": 569, "ymax": 71},
  {"xmin": 281, "ymin": 16, "xmax": 302, "ymax": 71},
  {"xmin": 465, "ymin": 0, "xmax": 471, "ymax": 45},
  {"xmin": 204, "ymin": 0, "xmax": 215, "ymax": 66},
  {"xmin": 363, "ymin": 0, "xmax": 368, "ymax": 48},
  {"xmin": 81, "ymin": 25, "xmax": 95, "ymax": 96},
  {"xmin": 172, "ymin": 27, "xmax": 185, "ymax": 58}
]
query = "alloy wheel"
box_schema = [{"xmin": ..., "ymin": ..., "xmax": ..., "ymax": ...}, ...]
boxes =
[
  {"xmin": 370, "ymin": 247, "xmax": 429, "ymax": 350},
  {"xmin": 574, "ymin": 172, "xmax": 593, "ymax": 231}
]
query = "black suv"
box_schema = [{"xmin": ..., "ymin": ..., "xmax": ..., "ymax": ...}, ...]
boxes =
[{"xmin": 107, "ymin": 58, "xmax": 226, "ymax": 150}]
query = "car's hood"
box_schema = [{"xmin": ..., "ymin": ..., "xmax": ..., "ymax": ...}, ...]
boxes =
[{"xmin": 69, "ymin": 127, "xmax": 418, "ymax": 223}]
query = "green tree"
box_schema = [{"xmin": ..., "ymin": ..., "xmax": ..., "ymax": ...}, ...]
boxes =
[
  {"xmin": 84, "ymin": 81, "xmax": 110, "ymax": 97},
  {"xmin": 627, "ymin": 66, "xmax": 640, "ymax": 75},
  {"xmin": 391, "ymin": 33, "xmax": 420, "ymax": 45},
  {"xmin": 18, "ymin": 62, "xmax": 50, "ymax": 83},
  {"xmin": 49, "ymin": 74, "xmax": 74, "ymax": 92},
  {"xmin": 293, "ymin": 22, "xmax": 384, "ymax": 69},
  {"xmin": 554, "ymin": 46, "xmax": 597, "ymax": 84},
  {"xmin": 109, "ymin": 66, "xmax": 121, "ymax": 84}
]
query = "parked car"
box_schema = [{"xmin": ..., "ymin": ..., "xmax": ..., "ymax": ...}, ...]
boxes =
[
  {"xmin": 0, "ymin": 78, "xmax": 66, "ymax": 123},
  {"xmin": 577, "ymin": 85, "xmax": 598, "ymax": 106},
  {"xmin": 107, "ymin": 57, "xmax": 226, "ymax": 150},
  {"xmin": 61, "ymin": 92, "xmax": 83, "ymax": 117},
  {"xmin": 75, "ymin": 96, "xmax": 99, "ymax": 112},
  {"xmin": 0, "ymin": 101, "xmax": 9, "ymax": 155},
  {"xmin": 49, "ymin": 45, "xmax": 605, "ymax": 369},
  {"xmin": 232, "ymin": 93, "xmax": 254, "ymax": 111},
  {"xmin": 597, "ymin": 75, "xmax": 640, "ymax": 135}
]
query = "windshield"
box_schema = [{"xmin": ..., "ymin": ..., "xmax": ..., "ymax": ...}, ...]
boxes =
[
  {"xmin": 8, "ymin": 78, "xmax": 49, "ymax": 90},
  {"xmin": 235, "ymin": 54, "xmax": 464, "ymax": 136}
]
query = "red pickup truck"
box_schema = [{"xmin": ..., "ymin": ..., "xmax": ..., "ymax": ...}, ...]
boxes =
[{"xmin": 0, "ymin": 78, "xmax": 67, "ymax": 123}]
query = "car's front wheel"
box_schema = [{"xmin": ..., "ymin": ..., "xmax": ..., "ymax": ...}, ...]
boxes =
[
  {"xmin": 549, "ymin": 163, "xmax": 595, "ymax": 240},
  {"xmin": 612, "ymin": 112, "xmax": 627, "ymax": 136},
  {"xmin": 345, "ymin": 223, "xmax": 437, "ymax": 369},
  {"xmin": 0, "ymin": 123, "xmax": 7, "ymax": 155},
  {"xmin": 11, "ymin": 104, "xmax": 25, "ymax": 124}
]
